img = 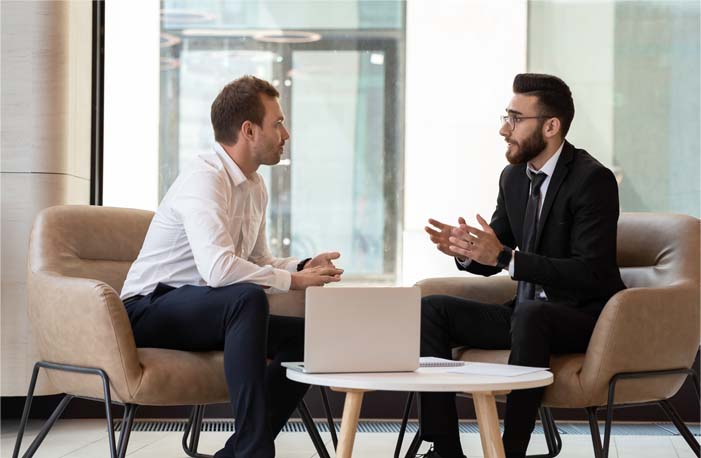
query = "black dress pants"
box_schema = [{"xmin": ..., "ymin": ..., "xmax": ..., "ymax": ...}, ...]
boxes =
[
  {"xmin": 419, "ymin": 295, "xmax": 603, "ymax": 458},
  {"xmin": 124, "ymin": 282, "xmax": 308, "ymax": 458}
]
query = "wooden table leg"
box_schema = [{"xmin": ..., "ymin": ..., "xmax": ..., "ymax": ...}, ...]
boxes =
[
  {"xmin": 333, "ymin": 389, "xmax": 365, "ymax": 458},
  {"xmin": 472, "ymin": 392, "xmax": 506, "ymax": 458}
]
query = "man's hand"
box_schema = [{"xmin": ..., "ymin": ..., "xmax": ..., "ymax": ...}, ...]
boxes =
[
  {"xmin": 448, "ymin": 214, "xmax": 503, "ymax": 266},
  {"xmin": 425, "ymin": 217, "xmax": 469, "ymax": 260},
  {"xmin": 290, "ymin": 266, "xmax": 344, "ymax": 290},
  {"xmin": 306, "ymin": 251, "xmax": 341, "ymax": 269}
]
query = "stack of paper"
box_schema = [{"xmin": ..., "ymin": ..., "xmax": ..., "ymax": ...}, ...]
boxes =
[{"xmin": 447, "ymin": 362, "xmax": 549, "ymax": 377}]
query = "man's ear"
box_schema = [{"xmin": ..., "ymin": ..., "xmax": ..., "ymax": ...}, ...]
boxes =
[
  {"xmin": 543, "ymin": 117, "xmax": 561, "ymax": 139},
  {"xmin": 241, "ymin": 120, "xmax": 255, "ymax": 141}
]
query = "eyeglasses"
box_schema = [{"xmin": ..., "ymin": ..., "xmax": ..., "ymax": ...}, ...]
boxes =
[{"xmin": 500, "ymin": 114, "xmax": 554, "ymax": 130}]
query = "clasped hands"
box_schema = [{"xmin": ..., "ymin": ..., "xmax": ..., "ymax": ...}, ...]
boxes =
[
  {"xmin": 290, "ymin": 251, "xmax": 344, "ymax": 290},
  {"xmin": 425, "ymin": 214, "xmax": 504, "ymax": 267}
]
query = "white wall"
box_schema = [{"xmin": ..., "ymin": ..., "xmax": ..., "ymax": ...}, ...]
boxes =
[
  {"xmin": 401, "ymin": 0, "xmax": 528, "ymax": 285},
  {"xmin": 1, "ymin": 0, "xmax": 92, "ymax": 395}
]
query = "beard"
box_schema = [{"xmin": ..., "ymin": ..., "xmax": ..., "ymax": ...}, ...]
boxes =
[{"xmin": 505, "ymin": 125, "xmax": 546, "ymax": 165}]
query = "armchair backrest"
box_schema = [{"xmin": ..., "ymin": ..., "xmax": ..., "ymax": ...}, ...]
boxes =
[
  {"xmin": 578, "ymin": 212, "xmax": 700, "ymax": 405},
  {"xmin": 29, "ymin": 205, "xmax": 153, "ymax": 291},
  {"xmin": 26, "ymin": 205, "xmax": 154, "ymax": 401},
  {"xmin": 617, "ymin": 212, "xmax": 700, "ymax": 290}
]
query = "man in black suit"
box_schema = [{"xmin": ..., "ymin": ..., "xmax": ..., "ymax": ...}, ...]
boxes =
[{"xmin": 419, "ymin": 73, "xmax": 626, "ymax": 458}]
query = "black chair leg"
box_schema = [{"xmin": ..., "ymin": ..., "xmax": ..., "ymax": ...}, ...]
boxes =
[
  {"xmin": 191, "ymin": 406, "xmax": 205, "ymax": 454},
  {"xmin": 116, "ymin": 404, "xmax": 138, "ymax": 458},
  {"xmin": 182, "ymin": 405, "xmax": 212, "ymax": 458},
  {"xmin": 14, "ymin": 393, "xmax": 73, "ymax": 458},
  {"xmin": 298, "ymin": 400, "xmax": 331, "ymax": 458},
  {"xmin": 13, "ymin": 362, "xmax": 118, "ymax": 458},
  {"xmin": 404, "ymin": 429, "xmax": 423, "ymax": 458},
  {"xmin": 550, "ymin": 408, "xmax": 562, "ymax": 455},
  {"xmin": 528, "ymin": 407, "xmax": 561, "ymax": 458},
  {"xmin": 585, "ymin": 407, "xmax": 604, "ymax": 458},
  {"xmin": 545, "ymin": 407, "xmax": 562, "ymax": 457},
  {"xmin": 659, "ymin": 399, "xmax": 700, "ymax": 457},
  {"xmin": 394, "ymin": 392, "xmax": 415, "ymax": 458},
  {"xmin": 319, "ymin": 386, "xmax": 338, "ymax": 449},
  {"xmin": 403, "ymin": 392, "xmax": 423, "ymax": 458},
  {"xmin": 13, "ymin": 363, "xmax": 48, "ymax": 458},
  {"xmin": 601, "ymin": 380, "xmax": 620, "ymax": 458}
]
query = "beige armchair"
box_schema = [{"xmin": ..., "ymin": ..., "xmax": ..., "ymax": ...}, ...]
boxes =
[
  {"xmin": 13, "ymin": 205, "xmax": 328, "ymax": 458},
  {"xmin": 401, "ymin": 213, "xmax": 700, "ymax": 458}
]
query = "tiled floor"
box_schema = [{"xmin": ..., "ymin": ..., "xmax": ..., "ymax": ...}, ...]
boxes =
[{"xmin": 2, "ymin": 419, "xmax": 697, "ymax": 458}]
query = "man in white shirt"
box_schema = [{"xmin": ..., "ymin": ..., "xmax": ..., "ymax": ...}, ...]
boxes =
[
  {"xmin": 419, "ymin": 74, "xmax": 625, "ymax": 458},
  {"xmin": 121, "ymin": 76, "xmax": 343, "ymax": 458}
]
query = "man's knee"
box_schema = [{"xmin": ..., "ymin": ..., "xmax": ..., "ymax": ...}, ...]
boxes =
[
  {"xmin": 510, "ymin": 301, "xmax": 552, "ymax": 340},
  {"xmin": 222, "ymin": 283, "xmax": 270, "ymax": 326},
  {"xmin": 421, "ymin": 295, "xmax": 449, "ymax": 323}
]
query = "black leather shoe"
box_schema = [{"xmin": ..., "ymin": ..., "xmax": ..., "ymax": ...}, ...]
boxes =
[
  {"xmin": 417, "ymin": 450, "xmax": 443, "ymax": 458},
  {"xmin": 418, "ymin": 448, "xmax": 467, "ymax": 458}
]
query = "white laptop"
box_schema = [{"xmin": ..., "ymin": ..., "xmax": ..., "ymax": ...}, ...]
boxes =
[{"xmin": 283, "ymin": 286, "xmax": 421, "ymax": 373}]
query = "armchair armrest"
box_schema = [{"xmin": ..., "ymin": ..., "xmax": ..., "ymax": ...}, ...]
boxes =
[
  {"xmin": 268, "ymin": 289, "xmax": 305, "ymax": 317},
  {"xmin": 27, "ymin": 271, "xmax": 143, "ymax": 401},
  {"xmin": 415, "ymin": 275, "xmax": 517, "ymax": 304},
  {"xmin": 579, "ymin": 284, "xmax": 700, "ymax": 404}
]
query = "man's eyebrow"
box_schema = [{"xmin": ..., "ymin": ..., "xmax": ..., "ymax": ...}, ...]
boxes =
[{"xmin": 506, "ymin": 109, "xmax": 522, "ymax": 115}]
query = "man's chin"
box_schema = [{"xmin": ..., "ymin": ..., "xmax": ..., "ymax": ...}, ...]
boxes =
[{"xmin": 505, "ymin": 148, "xmax": 524, "ymax": 165}]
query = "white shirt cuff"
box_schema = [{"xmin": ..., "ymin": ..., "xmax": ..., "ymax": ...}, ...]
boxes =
[
  {"xmin": 285, "ymin": 258, "xmax": 300, "ymax": 273},
  {"xmin": 457, "ymin": 257, "xmax": 471, "ymax": 268},
  {"xmin": 508, "ymin": 251, "xmax": 516, "ymax": 277},
  {"xmin": 267, "ymin": 268, "xmax": 292, "ymax": 294}
]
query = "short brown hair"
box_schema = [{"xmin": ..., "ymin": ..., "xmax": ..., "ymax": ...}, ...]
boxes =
[
  {"xmin": 210, "ymin": 75, "xmax": 280, "ymax": 145},
  {"xmin": 513, "ymin": 73, "xmax": 575, "ymax": 137}
]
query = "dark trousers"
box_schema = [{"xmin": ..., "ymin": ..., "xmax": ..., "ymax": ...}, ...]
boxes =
[
  {"xmin": 419, "ymin": 295, "xmax": 603, "ymax": 458},
  {"xmin": 124, "ymin": 282, "xmax": 308, "ymax": 458}
]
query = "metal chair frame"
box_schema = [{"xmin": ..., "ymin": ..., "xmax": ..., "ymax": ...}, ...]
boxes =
[
  {"xmin": 394, "ymin": 368, "xmax": 699, "ymax": 458},
  {"xmin": 12, "ymin": 361, "xmax": 338, "ymax": 458}
]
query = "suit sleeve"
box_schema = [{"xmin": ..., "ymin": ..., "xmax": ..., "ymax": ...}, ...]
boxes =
[
  {"xmin": 512, "ymin": 166, "xmax": 620, "ymax": 292},
  {"xmin": 457, "ymin": 168, "xmax": 516, "ymax": 276}
]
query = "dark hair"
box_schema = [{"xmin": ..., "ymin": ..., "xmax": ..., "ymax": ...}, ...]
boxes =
[
  {"xmin": 211, "ymin": 75, "xmax": 280, "ymax": 145},
  {"xmin": 513, "ymin": 73, "xmax": 575, "ymax": 137}
]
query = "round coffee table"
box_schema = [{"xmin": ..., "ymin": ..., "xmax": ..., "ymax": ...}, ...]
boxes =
[{"xmin": 287, "ymin": 367, "xmax": 553, "ymax": 458}]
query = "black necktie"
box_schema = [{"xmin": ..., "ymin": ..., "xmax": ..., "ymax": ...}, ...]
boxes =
[{"xmin": 516, "ymin": 172, "xmax": 547, "ymax": 304}]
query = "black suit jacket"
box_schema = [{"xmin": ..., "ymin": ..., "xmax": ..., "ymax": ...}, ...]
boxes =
[{"xmin": 459, "ymin": 141, "xmax": 626, "ymax": 307}]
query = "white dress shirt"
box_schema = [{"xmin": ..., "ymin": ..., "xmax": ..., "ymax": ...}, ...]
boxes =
[
  {"xmin": 458, "ymin": 142, "xmax": 564, "ymax": 290},
  {"xmin": 120, "ymin": 143, "xmax": 299, "ymax": 300}
]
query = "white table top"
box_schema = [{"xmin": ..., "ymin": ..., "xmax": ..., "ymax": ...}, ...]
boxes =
[{"xmin": 286, "ymin": 367, "xmax": 553, "ymax": 393}]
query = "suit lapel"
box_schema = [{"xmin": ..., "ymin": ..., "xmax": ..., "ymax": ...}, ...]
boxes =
[{"xmin": 534, "ymin": 142, "xmax": 574, "ymax": 249}]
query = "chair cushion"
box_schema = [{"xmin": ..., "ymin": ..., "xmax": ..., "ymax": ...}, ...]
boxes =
[
  {"xmin": 455, "ymin": 349, "xmax": 591, "ymax": 408},
  {"xmin": 128, "ymin": 348, "xmax": 229, "ymax": 405}
]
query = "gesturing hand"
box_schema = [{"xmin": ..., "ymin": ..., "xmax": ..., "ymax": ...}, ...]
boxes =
[
  {"xmin": 290, "ymin": 266, "xmax": 344, "ymax": 290},
  {"xmin": 448, "ymin": 214, "xmax": 503, "ymax": 266},
  {"xmin": 306, "ymin": 251, "xmax": 341, "ymax": 269},
  {"xmin": 425, "ymin": 217, "xmax": 469, "ymax": 260}
]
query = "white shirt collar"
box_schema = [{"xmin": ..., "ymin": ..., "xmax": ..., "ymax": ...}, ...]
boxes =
[
  {"xmin": 526, "ymin": 141, "xmax": 564, "ymax": 180},
  {"xmin": 213, "ymin": 142, "xmax": 249, "ymax": 187}
]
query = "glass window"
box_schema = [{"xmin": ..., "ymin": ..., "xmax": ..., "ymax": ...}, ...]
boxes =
[
  {"xmin": 528, "ymin": 0, "xmax": 700, "ymax": 217},
  {"xmin": 159, "ymin": 1, "xmax": 405, "ymax": 282}
]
